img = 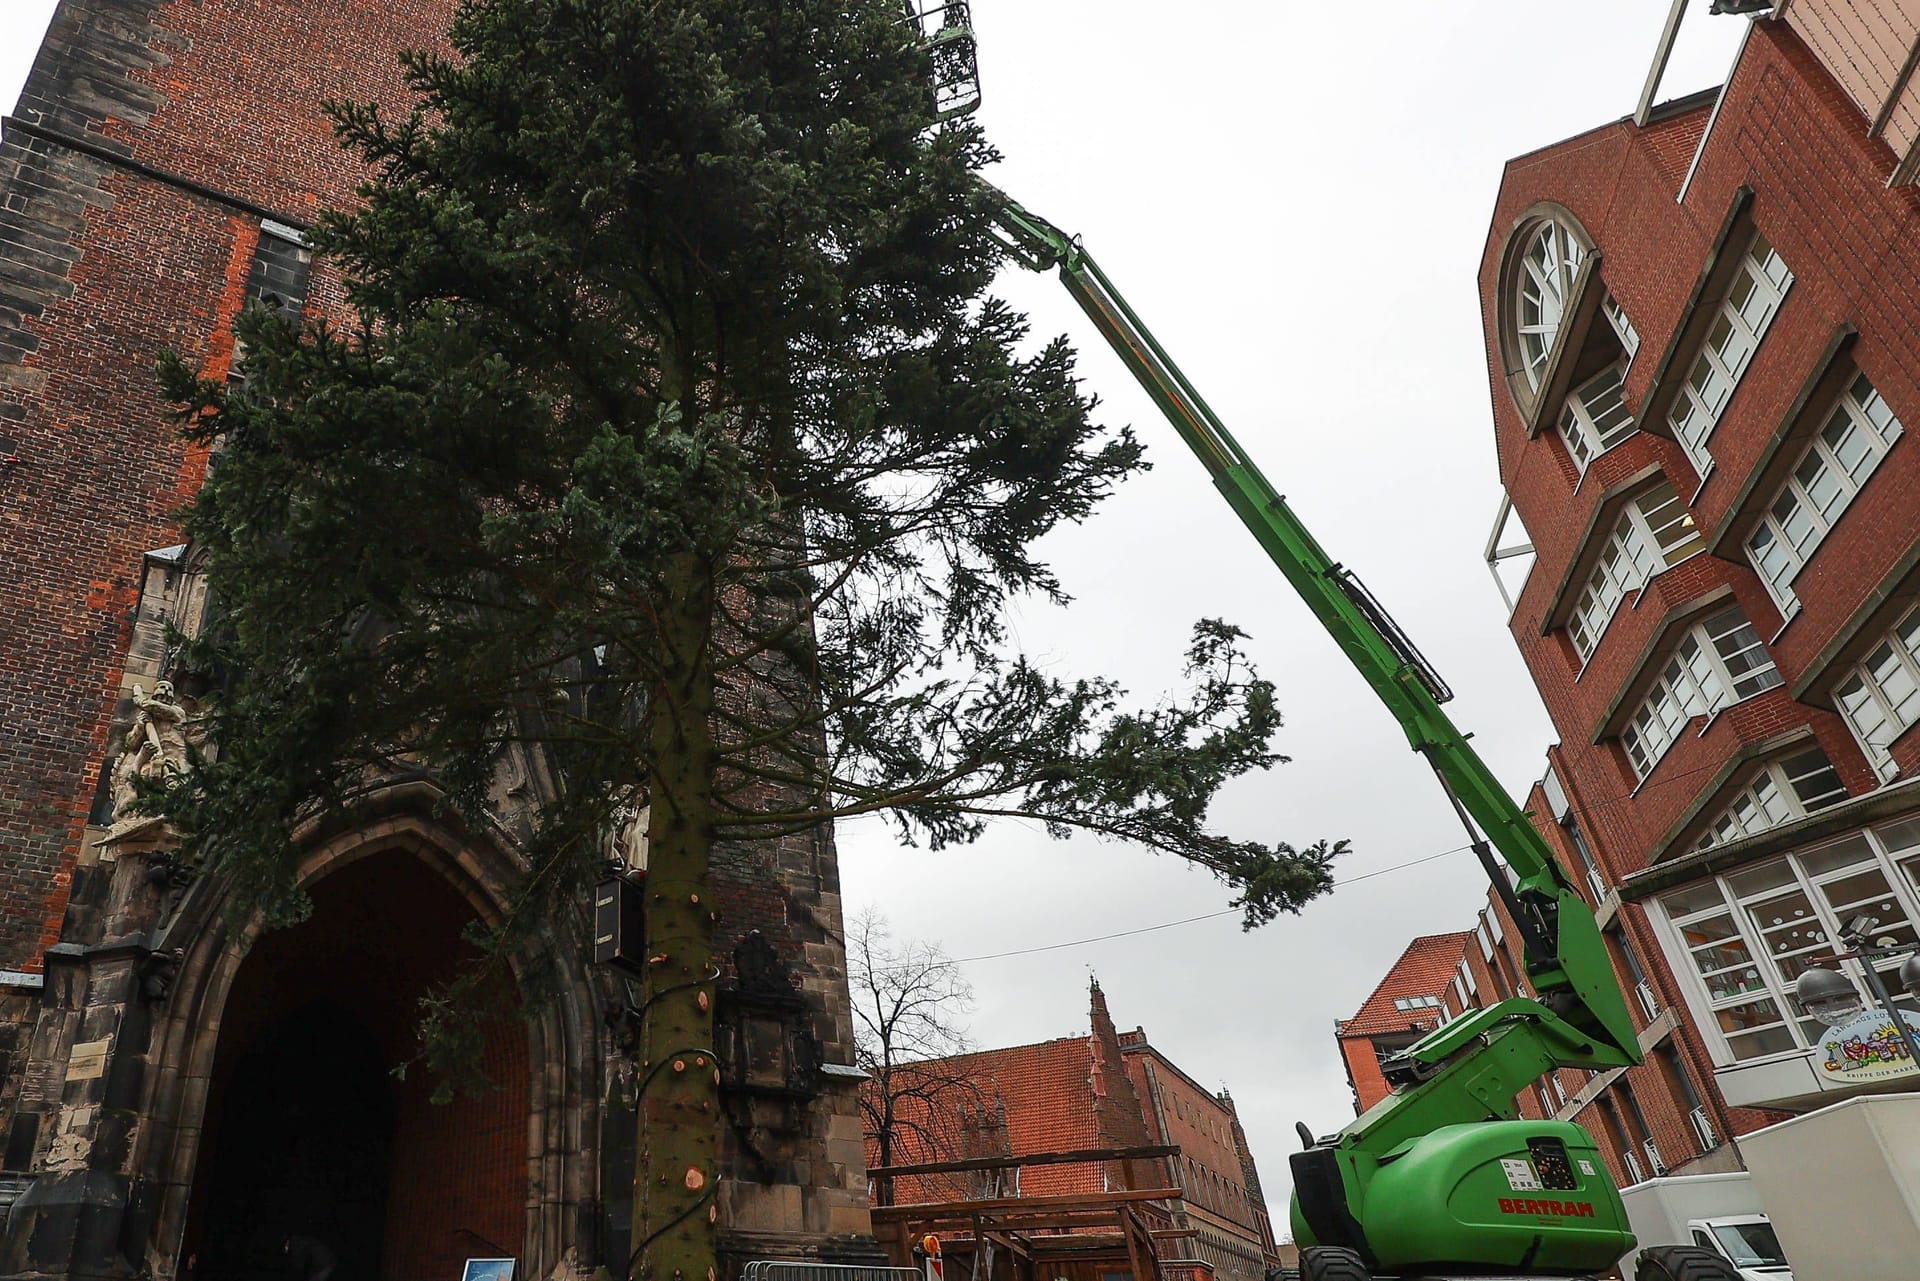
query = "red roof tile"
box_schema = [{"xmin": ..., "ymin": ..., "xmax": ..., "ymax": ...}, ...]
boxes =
[{"xmin": 1337, "ymin": 931, "xmax": 1472, "ymax": 1039}]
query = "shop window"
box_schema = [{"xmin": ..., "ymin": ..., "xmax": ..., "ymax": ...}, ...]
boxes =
[
  {"xmin": 1658, "ymin": 821, "xmax": 1920, "ymax": 1062},
  {"xmin": 1666, "ymin": 233, "xmax": 1793, "ymax": 476},
  {"xmin": 1568, "ymin": 480, "xmax": 1704, "ymax": 660},
  {"xmin": 1622, "ymin": 607, "xmax": 1781, "ymax": 779},
  {"xmin": 1745, "ymin": 374, "xmax": 1904, "ymax": 616}
]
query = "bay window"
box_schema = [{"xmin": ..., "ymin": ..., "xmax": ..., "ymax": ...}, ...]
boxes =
[
  {"xmin": 1559, "ymin": 361, "xmax": 1639, "ymax": 472},
  {"xmin": 1744, "ymin": 374, "xmax": 1904, "ymax": 615},
  {"xmin": 1567, "ymin": 480, "xmax": 1704, "ymax": 660},
  {"xmin": 1835, "ymin": 605, "xmax": 1920, "ymax": 780},
  {"xmin": 1693, "ymin": 747, "xmax": 1849, "ymax": 851},
  {"xmin": 1666, "ymin": 234, "xmax": 1793, "ymax": 476},
  {"xmin": 1622, "ymin": 607, "xmax": 1781, "ymax": 779}
]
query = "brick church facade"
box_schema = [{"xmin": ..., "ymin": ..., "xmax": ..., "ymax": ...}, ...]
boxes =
[{"xmin": 0, "ymin": 4, "xmax": 873, "ymax": 1280}]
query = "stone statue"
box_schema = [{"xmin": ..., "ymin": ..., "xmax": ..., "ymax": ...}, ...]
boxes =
[
  {"xmin": 110, "ymin": 681, "xmax": 192, "ymax": 822},
  {"xmin": 608, "ymin": 794, "xmax": 650, "ymax": 871}
]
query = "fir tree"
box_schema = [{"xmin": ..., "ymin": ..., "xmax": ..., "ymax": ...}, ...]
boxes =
[{"xmin": 157, "ymin": 1, "xmax": 1345, "ymax": 1277}]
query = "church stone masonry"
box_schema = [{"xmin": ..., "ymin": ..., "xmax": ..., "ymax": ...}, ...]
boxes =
[{"xmin": 0, "ymin": 3, "xmax": 875, "ymax": 1279}]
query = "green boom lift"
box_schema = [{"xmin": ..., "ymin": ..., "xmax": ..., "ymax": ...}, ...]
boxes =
[{"xmin": 900, "ymin": 5, "xmax": 1744, "ymax": 1280}]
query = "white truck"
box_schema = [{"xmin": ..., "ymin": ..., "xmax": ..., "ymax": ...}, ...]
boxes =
[{"xmin": 1617, "ymin": 1173, "xmax": 1791, "ymax": 1281}]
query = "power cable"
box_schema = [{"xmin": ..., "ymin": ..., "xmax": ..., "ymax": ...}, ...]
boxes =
[{"xmin": 910, "ymin": 841, "xmax": 1479, "ymax": 971}]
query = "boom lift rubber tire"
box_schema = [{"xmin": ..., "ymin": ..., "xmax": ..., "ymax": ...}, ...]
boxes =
[
  {"xmin": 1633, "ymin": 1245, "xmax": 1743, "ymax": 1281},
  {"xmin": 1299, "ymin": 1247, "xmax": 1372, "ymax": 1281}
]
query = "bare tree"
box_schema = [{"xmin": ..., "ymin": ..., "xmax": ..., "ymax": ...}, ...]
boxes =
[{"xmin": 850, "ymin": 910, "xmax": 1000, "ymax": 1205}]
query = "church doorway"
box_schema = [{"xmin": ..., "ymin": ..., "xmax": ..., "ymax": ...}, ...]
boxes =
[{"xmin": 183, "ymin": 851, "xmax": 530, "ymax": 1281}]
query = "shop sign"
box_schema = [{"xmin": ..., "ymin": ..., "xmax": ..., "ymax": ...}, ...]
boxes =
[{"xmin": 1816, "ymin": 1008, "xmax": 1920, "ymax": 1087}]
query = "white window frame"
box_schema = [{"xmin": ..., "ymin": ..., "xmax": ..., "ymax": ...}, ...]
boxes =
[
  {"xmin": 1745, "ymin": 374, "xmax": 1905, "ymax": 617},
  {"xmin": 1516, "ymin": 220, "xmax": 1587, "ymax": 391},
  {"xmin": 1666, "ymin": 234, "xmax": 1794, "ymax": 476},
  {"xmin": 1602, "ymin": 291, "xmax": 1641, "ymax": 364},
  {"xmin": 1693, "ymin": 747, "xmax": 1850, "ymax": 852},
  {"xmin": 1621, "ymin": 607, "xmax": 1782, "ymax": 780},
  {"xmin": 1622, "ymin": 1147, "xmax": 1646, "ymax": 1185},
  {"xmin": 1654, "ymin": 817, "xmax": 1920, "ymax": 1066},
  {"xmin": 1835, "ymin": 605, "xmax": 1920, "ymax": 781},
  {"xmin": 1559, "ymin": 360, "xmax": 1639, "ymax": 473},
  {"xmin": 1567, "ymin": 480, "xmax": 1705, "ymax": 661}
]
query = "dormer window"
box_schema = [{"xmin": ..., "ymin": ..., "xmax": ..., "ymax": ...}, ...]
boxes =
[{"xmin": 1515, "ymin": 219, "xmax": 1588, "ymax": 391}]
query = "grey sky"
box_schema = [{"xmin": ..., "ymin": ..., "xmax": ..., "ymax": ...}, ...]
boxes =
[{"xmin": 0, "ymin": 0, "xmax": 1746, "ymax": 1232}]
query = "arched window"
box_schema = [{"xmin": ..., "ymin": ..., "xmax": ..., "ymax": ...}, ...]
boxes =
[{"xmin": 1513, "ymin": 218, "xmax": 1587, "ymax": 390}]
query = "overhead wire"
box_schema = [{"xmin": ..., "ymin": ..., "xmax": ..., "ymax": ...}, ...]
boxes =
[
  {"xmin": 907, "ymin": 841, "xmax": 1480, "ymax": 971},
  {"xmin": 865, "ymin": 715, "xmax": 1838, "ymax": 974}
]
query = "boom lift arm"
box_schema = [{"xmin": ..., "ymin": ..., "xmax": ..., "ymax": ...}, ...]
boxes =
[
  {"xmin": 991, "ymin": 194, "xmax": 1641, "ymax": 1079},
  {"xmin": 990, "ymin": 193, "xmax": 1646, "ymax": 1274}
]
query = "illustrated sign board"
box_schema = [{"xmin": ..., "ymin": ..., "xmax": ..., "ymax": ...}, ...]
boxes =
[
  {"xmin": 462, "ymin": 1260, "xmax": 515, "ymax": 1281},
  {"xmin": 1815, "ymin": 1008, "xmax": 1920, "ymax": 1088}
]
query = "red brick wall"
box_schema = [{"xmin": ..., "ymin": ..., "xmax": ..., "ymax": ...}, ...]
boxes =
[
  {"xmin": 384, "ymin": 1019, "xmax": 531, "ymax": 1281},
  {"xmin": 0, "ymin": 0, "xmax": 454, "ymax": 974},
  {"xmin": 1481, "ymin": 21, "xmax": 1920, "ymax": 888}
]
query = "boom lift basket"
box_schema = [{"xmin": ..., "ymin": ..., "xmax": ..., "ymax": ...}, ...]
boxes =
[{"xmin": 902, "ymin": 1, "xmax": 983, "ymax": 121}]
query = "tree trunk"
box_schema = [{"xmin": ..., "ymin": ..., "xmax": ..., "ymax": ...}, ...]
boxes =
[{"xmin": 636, "ymin": 549, "xmax": 720, "ymax": 1281}]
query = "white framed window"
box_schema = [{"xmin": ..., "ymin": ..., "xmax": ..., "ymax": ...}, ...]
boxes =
[
  {"xmin": 1694, "ymin": 747, "xmax": 1849, "ymax": 852},
  {"xmin": 1658, "ymin": 817, "xmax": 1920, "ymax": 1063},
  {"xmin": 1835, "ymin": 605, "xmax": 1920, "ymax": 780},
  {"xmin": 1568, "ymin": 480, "xmax": 1705, "ymax": 660},
  {"xmin": 1688, "ymin": 1106, "xmax": 1716, "ymax": 1152},
  {"xmin": 1602, "ymin": 292, "xmax": 1641, "ymax": 363},
  {"xmin": 1392, "ymin": 994, "xmax": 1442, "ymax": 1012},
  {"xmin": 1622, "ymin": 1147, "xmax": 1646, "ymax": 1185},
  {"xmin": 1622, "ymin": 607, "xmax": 1782, "ymax": 779},
  {"xmin": 1452, "ymin": 972, "xmax": 1470, "ymax": 1010},
  {"xmin": 1666, "ymin": 234, "xmax": 1794, "ymax": 475},
  {"xmin": 1559, "ymin": 361, "xmax": 1639, "ymax": 472},
  {"xmin": 1516, "ymin": 220, "xmax": 1587, "ymax": 391},
  {"xmin": 1745, "ymin": 374, "xmax": 1905, "ymax": 615}
]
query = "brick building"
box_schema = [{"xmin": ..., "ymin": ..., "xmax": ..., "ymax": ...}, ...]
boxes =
[
  {"xmin": 864, "ymin": 983, "xmax": 1282, "ymax": 1281},
  {"xmin": 1468, "ymin": 2, "xmax": 1920, "ymax": 1185},
  {"xmin": 1333, "ymin": 933, "xmax": 1467, "ymax": 1114},
  {"xmin": 0, "ymin": 4, "xmax": 872, "ymax": 1280}
]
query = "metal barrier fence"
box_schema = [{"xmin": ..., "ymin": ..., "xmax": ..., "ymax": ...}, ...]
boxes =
[{"xmin": 742, "ymin": 1263, "xmax": 921, "ymax": 1281}]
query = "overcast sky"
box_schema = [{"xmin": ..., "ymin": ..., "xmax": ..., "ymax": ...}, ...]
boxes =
[{"xmin": 0, "ymin": 0, "xmax": 1749, "ymax": 1235}]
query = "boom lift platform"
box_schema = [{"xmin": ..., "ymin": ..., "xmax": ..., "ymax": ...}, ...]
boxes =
[{"xmin": 897, "ymin": 5, "xmax": 1747, "ymax": 1280}]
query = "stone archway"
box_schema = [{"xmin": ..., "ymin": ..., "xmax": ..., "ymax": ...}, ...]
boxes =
[
  {"xmin": 133, "ymin": 801, "xmax": 603, "ymax": 1281},
  {"xmin": 181, "ymin": 852, "xmax": 529, "ymax": 1281}
]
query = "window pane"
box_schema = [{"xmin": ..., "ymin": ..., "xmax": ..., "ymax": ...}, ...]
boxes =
[
  {"xmin": 1782, "ymin": 749, "xmax": 1847, "ymax": 811},
  {"xmin": 1705, "ymin": 609, "xmax": 1781, "ymax": 700},
  {"xmin": 1726, "ymin": 1022, "xmax": 1797, "ymax": 1061},
  {"xmin": 1794, "ymin": 450, "xmax": 1846, "ymax": 522},
  {"xmin": 1716, "ymin": 998, "xmax": 1786, "ymax": 1034},
  {"xmin": 1800, "ymin": 835, "xmax": 1876, "ymax": 879},
  {"xmin": 1728, "ymin": 859, "xmax": 1798, "ymax": 897},
  {"xmin": 1665, "ymin": 882, "xmax": 1728, "ymax": 919},
  {"xmin": 1878, "ymin": 817, "xmax": 1920, "ymax": 857}
]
